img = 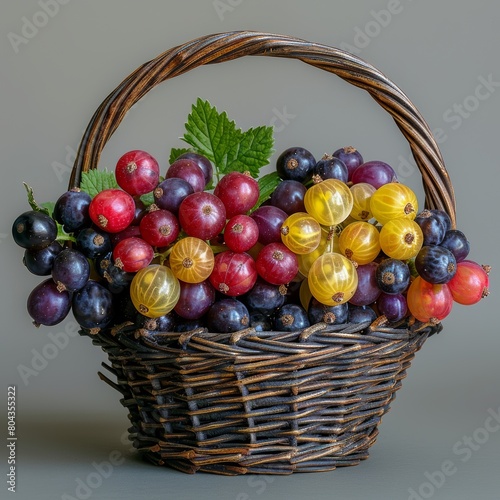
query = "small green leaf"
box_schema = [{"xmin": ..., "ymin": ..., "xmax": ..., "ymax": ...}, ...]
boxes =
[
  {"xmin": 23, "ymin": 182, "xmax": 50, "ymax": 215},
  {"xmin": 41, "ymin": 202, "xmax": 55, "ymax": 217},
  {"xmin": 140, "ymin": 191, "xmax": 155, "ymax": 207},
  {"xmin": 169, "ymin": 147, "xmax": 193, "ymax": 165},
  {"xmin": 80, "ymin": 169, "xmax": 118, "ymax": 198},
  {"xmin": 253, "ymin": 171, "xmax": 281, "ymax": 211}
]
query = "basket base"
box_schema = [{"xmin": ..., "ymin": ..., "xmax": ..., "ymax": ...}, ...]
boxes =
[
  {"xmin": 131, "ymin": 426, "xmax": 379, "ymax": 475},
  {"xmin": 88, "ymin": 320, "xmax": 440, "ymax": 475}
]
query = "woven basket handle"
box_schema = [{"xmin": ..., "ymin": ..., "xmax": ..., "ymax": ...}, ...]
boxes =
[{"xmin": 69, "ymin": 31, "xmax": 456, "ymax": 226}]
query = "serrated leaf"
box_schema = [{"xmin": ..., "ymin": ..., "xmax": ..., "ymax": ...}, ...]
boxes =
[
  {"xmin": 169, "ymin": 147, "xmax": 193, "ymax": 165},
  {"xmin": 225, "ymin": 126, "xmax": 275, "ymax": 178},
  {"xmin": 183, "ymin": 98, "xmax": 239, "ymax": 170},
  {"xmin": 181, "ymin": 98, "xmax": 275, "ymax": 180},
  {"xmin": 80, "ymin": 169, "xmax": 118, "ymax": 198},
  {"xmin": 253, "ymin": 171, "xmax": 281, "ymax": 211},
  {"xmin": 23, "ymin": 182, "xmax": 50, "ymax": 215}
]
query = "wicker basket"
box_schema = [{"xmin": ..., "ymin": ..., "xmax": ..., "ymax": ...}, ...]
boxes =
[{"xmin": 72, "ymin": 31, "xmax": 455, "ymax": 475}]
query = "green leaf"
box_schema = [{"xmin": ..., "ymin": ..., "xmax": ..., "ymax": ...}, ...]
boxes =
[
  {"xmin": 80, "ymin": 169, "xmax": 118, "ymax": 198},
  {"xmin": 41, "ymin": 202, "xmax": 55, "ymax": 217},
  {"xmin": 253, "ymin": 171, "xmax": 281, "ymax": 211},
  {"xmin": 169, "ymin": 147, "xmax": 193, "ymax": 165},
  {"xmin": 182, "ymin": 98, "xmax": 275, "ymax": 180},
  {"xmin": 23, "ymin": 182, "xmax": 50, "ymax": 216},
  {"xmin": 226, "ymin": 126, "xmax": 275, "ymax": 178},
  {"xmin": 140, "ymin": 191, "xmax": 155, "ymax": 207}
]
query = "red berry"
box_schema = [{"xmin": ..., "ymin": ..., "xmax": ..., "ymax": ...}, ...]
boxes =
[
  {"xmin": 214, "ymin": 172, "xmax": 259, "ymax": 218},
  {"xmin": 115, "ymin": 150, "xmax": 160, "ymax": 196},
  {"xmin": 139, "ymin": 208, "xmax": 180, "ymax": 247},
  {"xmin": 447, "ymin": 260, "xmax": 490, "ymax": 305},
  {"xmin": 112, "ymin": 236, "xmax": 154, "ymax": 272},
  {"xmin": 209, "ymin": 251, "xmax": 257, "ymax": 297},
  {"xmin": 406, "ymin": 276, "xmax": 453, "ymax": 323},
  {"xmin": 255, "ymin": 242, "xmax": 299, "ymax": 285},
  {"xmin": 89, "ymin": 189, "xmax": 136, "ymax": 233},
  {"xmin": 224, "ymin": 214, "xmax": 259, "ymax": 252},
  {"xmin": 178, "ymin": 192, "xmax": 226, "ymax": 241}
]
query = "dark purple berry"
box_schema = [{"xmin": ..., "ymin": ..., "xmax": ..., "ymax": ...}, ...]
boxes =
[
  {"xmin": 242, "ymin": 278, "xmax": 286, "ymax": 315},
  {"xmin": 207, "ymin": 298, "xmax": 250, "ymax": 333},
  {"xmin": 349, "ymin": 262, "xmax": 381, "ymax": 306},
  {"xmin": 312, "ymin": 154, "xmax": 348, "ymax": 183},
  {"xmin": 153, "ymin": 178, "xmax": 194, "ymax": 215},
  {"xmin": 276, "ymin": 147, "xmax": 316, "ymax": 182},
  {"xmin": 332, "ymin": 146, "xmax": 364, "ymax": 181},
  {"xmin": 176, "ymin": 152, "xmax": 213, "ymax": 187},
  {"xmin": 53, "ymin": 189, "xmax": 92, "ymax": 233},
  {"xmin": 376, "ymin": 258, "xmax": 411, "ymax": 295},
  {"xmin": 430, "ymin": 209, "xmax": 452, "ymax": 233},
  {"xmin": 415, "ymin": 245, "xmax": 457, "ymax": 284},
  {"xmin": 250, "ymin": 312, "xmax": 272, "ymax": 331},
  {"xmin": 347, "ymin": 304, "xmax": 377, "ymax": 325},
  {"xmin": 273, "ymin": 303, "xmax": 310, "ymax": 332},
  {"xmin": 174, "ymin": 280, "xmax": 215, "ymax": 320},
  {"xmin": 440, "ymin": 230, "xmax": 470, "ymax": 263},
  {"xmin": 250, "ymin": 206, "xmax": 288, "ymax": 246},
  {"xmin": 27, "ymin": 278, "xmax": 71, "ymax": 326},
  {"xmin": 270, "ymin": 180, "xmax": 306, "ymax": 215},
  {"xmin": 72, "ymin": 281, "xmax": 114, "ymax": 332},
  {"xmin": 377, "ymin": 293, "xmax": 407, "ymax": 322},
  {"xmin": 51, "ymin": 248, "xmax": 90, "ymax": 292},
  {"xmin": 415, "ymin": 210, "xmax": 446, "ymax": 246},
  {"xmin": 308, "ymin": 298, "xmax": 348, "ymax": 325},
  {"xmin": 12, "ymin": 211, "xmax": 57, "ymax": 250},
  {"xmin": 351, "ymin": 160, "xmax": 397, "ymax": 188},
  {"xmin": 135, "ymin": 311, "xmax": 176, "ymax": 332},
  {"xmin": 76, "ymin": 227, "xmax": 112, "ymax": 259},
  {"xmin": 23, "ymin": 241, "xmax": 63, "ymax": 276}
]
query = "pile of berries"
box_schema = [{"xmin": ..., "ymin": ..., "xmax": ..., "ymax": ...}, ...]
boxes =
[{"xmin": 12, "ymin": 145, "xmax": 490, "ymax": 335}]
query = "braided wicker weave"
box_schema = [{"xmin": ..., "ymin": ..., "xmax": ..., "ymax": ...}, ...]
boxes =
[{"xmin": 73, "ymin": 31, "xmax": 455, "ymax": 475}]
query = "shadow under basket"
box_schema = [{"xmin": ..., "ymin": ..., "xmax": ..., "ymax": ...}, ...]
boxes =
[{"xmin": 71, "ymin": 31, "xmax": 456, "ymax": 475}]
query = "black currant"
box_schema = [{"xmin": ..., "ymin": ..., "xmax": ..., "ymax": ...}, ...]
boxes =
[
  {"xmin": 311, "ymin": 154, "xmax": 348, "ymax": 183},
  {"xmin": 308, "ymin": 298, "xmax": 348, "ymax": 325},
  {"xmin": 12, "ymin": 210, "xmax": 57, "ymax": 250},
  {"xmin": 440, "ymin": 229, "xmax": 470, "ymax": 263},
  {"xmin": 276, "ymin": 147, "xmax": 316, "ymax": 182},
  {"xmin": 53, "ymin": 189, "xmax": 92, "ymax": 233},
  {"xmin": 72, "ymin": 281, "xmax": 114, "ymax": 333},
  {"xmin": 415, "ymin": 245, "xmax": 457, "ymax": 284},
  {"xmin": 376, "ymin": 258, "xmax": 411, "ymax": 295},
  {"xmin": 273, "ymin": 304, "xmax": 310, "ymax": 332},
  {"xmin": 207, "ymin": 298, "xmax": 250, "ymax": 333},
  {"xmin": 23, "ymin": 241, "xmax": 63, "ymax": 276}
]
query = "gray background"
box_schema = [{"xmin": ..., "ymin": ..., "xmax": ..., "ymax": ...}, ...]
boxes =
[{"xmin": 1, "ymin": 1, "xmax": 499, "ymax": 499}]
